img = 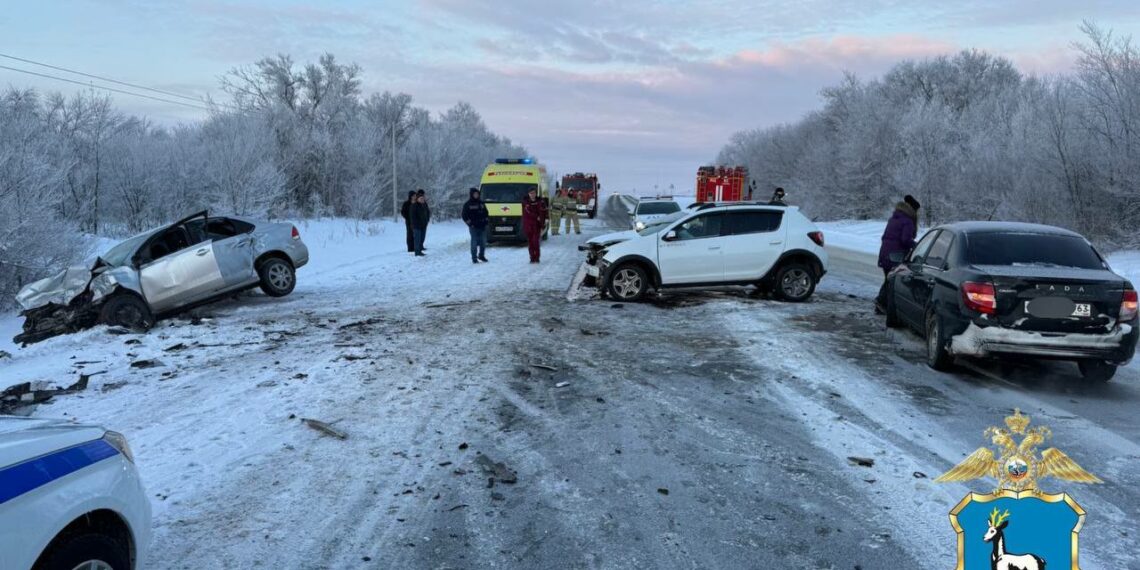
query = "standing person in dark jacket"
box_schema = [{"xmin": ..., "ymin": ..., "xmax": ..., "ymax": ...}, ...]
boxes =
[
  {"xmin": 462, "ymin": 187, "xmax": 490, "ymax": 263},
  {"xmin": 875, "ymin": 195, "xmax": 921, "ymax": 312},
  {"xmin": 521, "ymin": 187, "xmax": 548, "ymax": 263},
  {"xmin": 415, "ymin": 189, "xmax": 431, "ymax": 251},
  {"xmin": 410, "ymin": 193, "xmax": 430, "ymax": 257},
  {"xmin": 400, "ymin": 190, "xmax": 416, "ymax": 253}
]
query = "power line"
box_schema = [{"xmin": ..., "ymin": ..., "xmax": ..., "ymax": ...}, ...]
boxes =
[
  {"xmin": 0, "ymin": 52, "xmax": 211, "ymax": 105},
  {"xmin": 0, "ymin": 63, "xmax": 212, "ymax": 111}
]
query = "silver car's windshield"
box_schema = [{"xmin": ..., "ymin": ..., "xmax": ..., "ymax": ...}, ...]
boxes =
[
  {"xmin": 101, "ymin": 233, "xmax": 151, "ymax": 267},
  {"xmin": 636, "ymin": 211, "xmax": 686, "ymax": 236}
]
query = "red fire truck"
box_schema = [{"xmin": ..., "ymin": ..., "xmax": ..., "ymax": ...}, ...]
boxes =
[
  {"xmin": 560, "ymin": 172, "xmax": 600, "ymax": 219},
  {"xmin": 696, "ymin": 166, "xmax": 751, "ymax": 203}
]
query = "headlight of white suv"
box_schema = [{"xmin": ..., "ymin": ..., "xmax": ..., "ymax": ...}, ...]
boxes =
[{"xmin": 634, "ymin": 221, "xmax": 646, "ymax": 231}]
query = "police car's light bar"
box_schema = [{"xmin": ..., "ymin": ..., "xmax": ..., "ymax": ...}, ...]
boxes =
[{"xmin": 495, "ymin": 158, "xmax": 534, "ymax": 165}]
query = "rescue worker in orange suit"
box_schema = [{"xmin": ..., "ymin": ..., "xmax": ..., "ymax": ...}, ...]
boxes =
[{"xmin": 522, "ymin": 187, "xmax": 548, "ymax": 263}]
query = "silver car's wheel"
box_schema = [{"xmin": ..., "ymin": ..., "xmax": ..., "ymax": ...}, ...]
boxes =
[
  {"xmin": 606, "ymin": 264, "xmax": 648, "ymax": 302},
  {"xmin": 71, "ymin": 561, "xmax": 114, "ymax": 570},
  {"xmin": 775, "ymin": 263, "xmax": 816, "ymax": 302},
  {"xmin": 258, "ymin": 257, "xmax": 296, "ymax": 297},
  {"xmin": 98, "ymin": 293, "xmax": 156, "ymax": 330}
]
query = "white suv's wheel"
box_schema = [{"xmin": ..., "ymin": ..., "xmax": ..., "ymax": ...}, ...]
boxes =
[
  {"xmin": 774, "ymin": 263, "xmax": 816, "ymax": 302},
  {"xmin": 606, "ymin": 264, "xmax": 649, "ymax": 302}
]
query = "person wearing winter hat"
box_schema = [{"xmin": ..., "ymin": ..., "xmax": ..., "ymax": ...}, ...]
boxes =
[
  {"xmin": 400, "ymin": 190, "xmax": 416, "ymax": 253},
  {"xmin": 410, "ymin": 192, "xmax": 430, "ymax": 256},
  {"xmin": 461, "ymin": 187, "xmax": 490, "ymax": 263},
  {"xmin": 415, "ymin": 189, "xmax": 431, "ymax": 251},
  {"xmin": 875, "ymin": 194, "xmax": 921, "ymax": 313}
]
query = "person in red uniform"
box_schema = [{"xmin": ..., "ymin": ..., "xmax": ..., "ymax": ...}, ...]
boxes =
[{"xmin": 521, "ymin": 187, "xmax": 548, "ymax": 263}]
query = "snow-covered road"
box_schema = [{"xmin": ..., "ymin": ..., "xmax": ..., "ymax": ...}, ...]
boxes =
[{"xmin": 3, "ymin": 203, "xmax": 1139, "ymax": 569}]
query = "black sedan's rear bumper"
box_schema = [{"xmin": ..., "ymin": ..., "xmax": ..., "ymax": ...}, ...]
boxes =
[{"xmin": 947, "ymin": 318, "xmax": 1138, "ymax": 365}]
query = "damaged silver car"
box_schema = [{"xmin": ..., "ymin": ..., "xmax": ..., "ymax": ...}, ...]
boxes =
[{"xmin": 14, "ymin": 211, "xmax": 309, "ymax": 345}]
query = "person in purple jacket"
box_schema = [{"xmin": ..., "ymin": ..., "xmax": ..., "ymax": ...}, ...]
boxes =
[{"xmin": 875, "ymin": 195, "xmax": 921, "ymax": 313}]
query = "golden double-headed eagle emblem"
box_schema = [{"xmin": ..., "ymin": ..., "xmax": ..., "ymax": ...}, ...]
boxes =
[{"xmin": 935, "ymin": 408, "xmax": 1101, "ymax": 492}]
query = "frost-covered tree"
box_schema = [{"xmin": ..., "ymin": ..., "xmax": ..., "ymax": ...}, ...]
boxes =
[
  {"xmin": 0, "ymin": 53, "xmax": 526, "ymax": 308},
  {"xmin": 717, "ymin": 23, "xmax": 1140, "ymax": 247}
]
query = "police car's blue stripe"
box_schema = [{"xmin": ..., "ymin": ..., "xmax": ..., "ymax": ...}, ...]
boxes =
[{"xmin": 0, "ymin": 439, "xmax": 119, "ymax": 505}]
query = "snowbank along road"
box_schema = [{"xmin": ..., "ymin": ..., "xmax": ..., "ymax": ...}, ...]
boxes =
[{"xmin": 3, "ymin": 198, "xmax": 1140, "ymax": 569}]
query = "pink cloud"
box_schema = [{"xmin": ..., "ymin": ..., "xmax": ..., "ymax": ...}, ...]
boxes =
[{"xmin": 728, "ymin": 34, "xmax": 957, "ymax": 69}]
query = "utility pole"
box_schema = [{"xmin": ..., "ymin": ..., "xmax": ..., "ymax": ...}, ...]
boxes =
[{"xmin": 391, "ymin": 127, "xmax": 398, "ymax": 221}]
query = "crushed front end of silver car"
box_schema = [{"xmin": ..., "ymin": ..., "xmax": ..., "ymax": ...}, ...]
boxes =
[{"xmin": 13, "ymin": 258, "xmax": 138, "ymax": 346}]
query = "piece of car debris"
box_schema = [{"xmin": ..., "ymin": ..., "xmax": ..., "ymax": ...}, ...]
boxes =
[
  {"xmin": 847, "ymin": 456, "xmax": 875, "ymax": 468},
  {"xmin": 475, "ymin": 455, "xmax": 517, "ymax": 484},
  {"xmin": 129, "ymin": 359, "xmax": 165, "ymax": 369},
  {"xmin": 530, "ymin": 363, "xmax": 558, "ymax": 372},
  {"xmin": 301, "ymin": 418, "xmax": 348, "ymax": 440},
  {"xmin": 555, "ymin": 382, "xmax": 570, "ymax": 388}
]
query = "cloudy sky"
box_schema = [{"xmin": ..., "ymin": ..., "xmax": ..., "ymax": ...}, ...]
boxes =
[{"xmin": 4, "ymin": 1, "xmax": 1138, "ymax": 193}]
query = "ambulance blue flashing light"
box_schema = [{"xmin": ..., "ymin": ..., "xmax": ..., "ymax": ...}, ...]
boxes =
[{"xmin": 494, "ymin": 158, "xmax": 534, "ymax": 165}]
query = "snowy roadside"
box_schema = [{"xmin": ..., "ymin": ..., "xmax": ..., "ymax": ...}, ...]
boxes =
[
  {"xmin": 0, "ymin": 218, "xmax": 474, "ymax": 390},
  {"xmin": 817, "ymin": 219, "xmax": 1140, "ymax": 287}
]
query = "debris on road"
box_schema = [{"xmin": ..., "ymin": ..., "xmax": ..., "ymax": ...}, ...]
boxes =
[
  {"xmin": 446, "ymin": 504, "xmax": 468, "ymax": 512},
  {"xmin": 101, "ymin": 380, "xmax": 128, "ymax": 392},
  {"xmin": 130, "ymin": 359, "xmax": 165, "ymax": 369},
  {"xmin": 0, "ymin": 350, "xmax": 10, "ymax": 360},
  {"xmin": 555, "ymin": 381, "xmax": 570, "ymax": 388},
  {"xmin": 475, "ymin": 454, "xmax": 518, "ymax": 484},
  {"xmin": 458, "ymin": 442, "xmax": 469, "ymax": 450},
  {"xmin": 301, "ymin": 418, "xmax": 348, "ymax": 440},
  {"xmin": 164, "ymin": 343, "xmax": 188, "ymax": 352},
  {"xmin": 530, "ymin": 363, "xmax": 558, "ymax": 372},
  {"xmin": 847, "ymin": 456, "xmax": 875, "ymax": 468},
  {"xmin": 338, "ymin": 316, "xmax": 385, "ymax": 330},
  {"xmin": 1, "ymin": 373, "xmax": 91, "ymax": 414},
  {"xmin": 657, "ymin": 488, "xmax": 669, "ymax": 496},
  {"xmin": 913, "ymin": 471, "xmax": 927, "ymax": 479}
]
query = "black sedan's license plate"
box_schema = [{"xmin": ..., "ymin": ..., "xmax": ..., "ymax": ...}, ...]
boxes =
[{"xmin": 1025, "ymin": 298, "xmax": 1091, "ymax": 318}]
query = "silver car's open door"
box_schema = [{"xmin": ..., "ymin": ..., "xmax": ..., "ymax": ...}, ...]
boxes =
[{"xmin": 139, "ymin": 234, "xmax": 225, "ymax": 313}]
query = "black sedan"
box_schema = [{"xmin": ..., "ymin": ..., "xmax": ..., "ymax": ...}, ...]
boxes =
[{"xmin": 882, "ymin": 222, "xmax": 1138, "ymax": 381}]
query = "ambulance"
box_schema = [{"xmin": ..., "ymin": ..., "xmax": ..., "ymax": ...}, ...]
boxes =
[{"xmin": 480, "ymin": 158, "xmax": 550, "ymax": 243}]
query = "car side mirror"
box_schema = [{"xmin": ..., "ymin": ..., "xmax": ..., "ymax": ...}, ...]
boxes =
[{"xmin": 662, "ymin": 230, "xmax": 677, "ymax": 242}]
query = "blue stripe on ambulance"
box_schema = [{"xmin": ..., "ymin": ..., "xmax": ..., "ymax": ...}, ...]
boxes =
[{"xmin": 0, "ymin": 439, "xmax": 119, "ymax": 505}]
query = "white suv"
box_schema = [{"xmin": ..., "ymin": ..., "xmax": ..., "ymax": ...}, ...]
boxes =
[
  {"xmin": 594, "ymin": 203, "xmax": 827, "ymax": 302},
  {"xmin": 0, "ymin": 417, "xmax": 151, "ymax": 570}
]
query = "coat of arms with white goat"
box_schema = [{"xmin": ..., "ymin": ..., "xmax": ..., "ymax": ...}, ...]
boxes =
[{"xmin": 936, "ymin": 409, "xmax": 1101, "ymax": 570}]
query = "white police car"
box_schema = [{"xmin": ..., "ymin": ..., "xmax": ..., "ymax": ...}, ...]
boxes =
[{"xmin": 0, "ymin": 416, "xmax": 150, "ymax": 570}]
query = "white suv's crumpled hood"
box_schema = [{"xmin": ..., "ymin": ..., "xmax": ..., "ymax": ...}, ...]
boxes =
[
  {"xmin": 0, "ymin": 416, "xmax": 106, "ymax": 468},
  {"xmin": 588, "ymin": 229, "xmax": 639, "ymax": 246}
]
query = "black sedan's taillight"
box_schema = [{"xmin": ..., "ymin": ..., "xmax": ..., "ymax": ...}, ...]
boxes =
[
  {"xmin": 962, "ymin": 281, "xmax": 997, "ymax": 314},
  {"xmin": 1123, "ymin": 290, "xmax": 1138, "ymax": 321}
]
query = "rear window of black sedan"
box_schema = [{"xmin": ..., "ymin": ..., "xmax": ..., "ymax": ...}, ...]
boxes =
[{"xmin": 965, "ymin": 232, "xmax": 1104, "ymax": 269}]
